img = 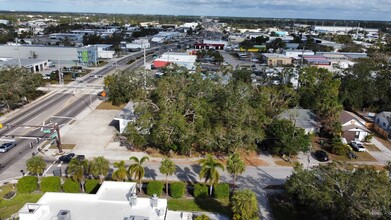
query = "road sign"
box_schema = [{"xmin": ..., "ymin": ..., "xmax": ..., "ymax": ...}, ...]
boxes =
[
  {"xmin": 43, "ymin": 129, "xmax": 51, "ymax": 134},
  {"xmin": 50, "ymin": 133, "xmax": 58, "ymax": 139}
]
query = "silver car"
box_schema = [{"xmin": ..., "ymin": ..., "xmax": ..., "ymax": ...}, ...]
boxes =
[{"xmin": 0, "ymin": 142, "xmax": 17, "ymax": 153}]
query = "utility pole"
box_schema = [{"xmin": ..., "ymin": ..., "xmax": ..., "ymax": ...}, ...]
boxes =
[{"xmin": 15, "ymin": 38, "xmax": 22, "ymax": 68}]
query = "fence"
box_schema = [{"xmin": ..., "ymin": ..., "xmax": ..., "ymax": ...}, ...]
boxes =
[{"xmin": 373, "ymin": 124, "xmax": 390, "ymax": 139}]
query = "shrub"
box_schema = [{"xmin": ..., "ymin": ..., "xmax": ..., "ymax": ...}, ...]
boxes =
[
  {"xmin": 85, "ymin": 179, "xmax": 100, "ymax": 194},
  {"xmin": 194, "ymin": 183, "xmax": 208, "ymax": 198},
  {"xmin": 364, "ymin": 133, "xmax": 373, "ymax": 142},
  {"xmin": 147, "ymin": 181, "xmax": 164, "ymax": 197},
  {"xmin": 195, "ymin": 214, "xmax": 211, "ymax": 220},
  {"xmin": 331, "ymin": 142, "xmax": 349, "ymax": 156},
  {"xmin": 170, "ymin": 182, "xmax": 186, "ymax": 198},
  {"xmin": 62, "ymin": 179, "xmax": 80, "ymax": 193},
  {"xmin": 213, "ymin": 183, "xmax": 229, "ymax": 199},
  {"xmin": 17, "ymin": 176, "xmax": 38, "ymax": 193},
  {"xmin": 40, "ymin": 176, "xmax": 61, "ymax": 192}
]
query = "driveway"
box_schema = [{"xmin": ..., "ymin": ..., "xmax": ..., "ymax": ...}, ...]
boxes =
[{"xmin": 369, "ymin": 137, "xmax": 391, "ymax": 164}]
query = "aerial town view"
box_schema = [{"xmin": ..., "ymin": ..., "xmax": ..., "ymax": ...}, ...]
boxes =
[{"xmin": 0, "ymin": 1, "xmax": 390, "ymax": 220}]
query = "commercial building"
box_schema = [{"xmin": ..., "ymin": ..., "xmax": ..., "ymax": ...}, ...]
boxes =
[
  {"xmin": 194, "ymin": 40, "xmax": 228, "ymax": 50},
  {"xmin": 0, "ymin": 45, "xmax": 77, "ymax": 66},
  {"xmin": 151, "ymin": 32, "xmax": 180, "ymax": 43},
  {"xmin": 18, "ymin": 181, "xmax": 190, "ymax": 220},
  {"xmin": 49, "ymin": 33, "xmax": 84, "ymax": 42},
  {"xmin": 77, "ymin": 46, "xmax": 98, "ymax": 66},
  {"xmin": 0, "ymin": 58, "xmax": 49, "ymax": 73},
  {"xmin": 262, "ymin": 53, "xmax": 292, "ymax": 66},
  {"xmin": 153, "ymin": 52, "xmax": 197, "ymax": 70}
]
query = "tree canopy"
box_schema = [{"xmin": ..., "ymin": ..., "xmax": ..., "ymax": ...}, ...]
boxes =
[{"xmin": 286, "ymin": 163, "xmax": 391, "ymax": 220}]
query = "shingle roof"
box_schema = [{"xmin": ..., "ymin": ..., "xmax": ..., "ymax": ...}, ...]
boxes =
[{"xmin": 278, "ymin": 108, "xmax": 321, "ymax": 130}]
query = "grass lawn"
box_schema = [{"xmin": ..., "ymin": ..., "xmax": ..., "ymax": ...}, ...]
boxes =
[
  {"xmin": 168, "ymin": 198, "xmax": 232, "ymax": 217},
  {"xmin": 364, "ymin": 143, "xmax": 381, "ymax": 152},
  {"xmin": 0, "ymin": 184, "xmax": 43, "ymax": 219},
  {"xmin": 96, "ymin": 102, "xmax": 126, "ymax": 110},
  {"xmin": 62, "ymin": 72, "xmax": 89, "ymax": 85},
  {"xmin": 311, "ymin": 137, "xmax": 377, "ymax": 162},
  {"xmin": 49, "ymin": 144, "xmax": 76, "ymax": 150}
]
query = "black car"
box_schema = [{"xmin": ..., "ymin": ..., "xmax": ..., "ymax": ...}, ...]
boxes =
[
  {"xmin": 314, "ymin": 150, "xmax": 329, "ymax": 162},
  {"xmin": 58, "ymin": 153, "xmax": 75, "ymax": 163}
]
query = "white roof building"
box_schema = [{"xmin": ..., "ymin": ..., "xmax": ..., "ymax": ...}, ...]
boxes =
[
  {"xmin": 153, "ymin": 52, "xmax": 197, "ymax": 70},
  {"xmin": 18, "ymin": 181, "xmax": 188, "ymax": 220}
]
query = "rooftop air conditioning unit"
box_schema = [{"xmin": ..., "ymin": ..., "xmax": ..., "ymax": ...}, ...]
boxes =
[{"xmin": 57, "ymin": 210, "xmax": 71, "ymax": 220}]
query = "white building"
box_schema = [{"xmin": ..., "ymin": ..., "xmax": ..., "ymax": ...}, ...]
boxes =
[
  {"xmin": 0, "ymin": 58, "xmax": 49, "ymax": 73},
  {"xmin": 153, "ymin": 52, "xmax": 197, "ymax": 70},
  {"xmin": 151, "ymin": 32, "xmax": 180, "ymax": 43},
  {"xmin": 282, "ymin": 50, "xmax": 315, "ymax": 59},
  {"xmin": 0, "ymin": 19, "xmax": 10, "ymax": 25},
  {"xmin": 18, "ymin": 181, "xmax": 189, "ymax": 220},
  {"xmin": 181, "ymin": 22, "xmax": 199, "ymax": 29},
  {"xmin": 340, "ymin": 110, "xmax": 369, "ymax": 142},
  {"xmin": 114, "ymin": 102, "xmax": 136, "ymax": 133}
]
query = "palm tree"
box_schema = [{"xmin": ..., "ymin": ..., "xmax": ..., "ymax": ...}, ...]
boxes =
[
  {"xmin": 231, "ymin": 189, "xmax": 259, "ymax": 220},
  {"xmin": 198, "ymin": 154, "xmax": 225, "ymax": 197},
  {"xmin": 90, "ymin": 156, "xmax": 110, "ymax": 183},
  {"xmin": 68, "ymin": 158, "xmax": 89, "ymax": 192},
  {"xmin": 26, "ymin": 156, "xmax": 46, "ymax": 179},
  {"xmin": 112, "ymin": 160, "xmax": 128, "ymax": 181},
  {"xmin": 226, "ymin": 153, "xmax": 246, "ymax": 192},
  {"xmin": 159, "ymin": 157, "xmax": 176, "ymax": 196},
  {"xmin": 128, "ymin": 156, "xmax": 149, "ymax": 194}
]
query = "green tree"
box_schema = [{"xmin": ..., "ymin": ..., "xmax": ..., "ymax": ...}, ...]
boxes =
[
  {"xmin": 195, "ymin": 214, "xmax": 210, "ymax": 220},
  {"xmin": 112, "ymin": 160, "xmax": 128, "ymax": 181},
  {"xmin": 226, "ymin": 153, "xmax": 245, "ymax": 192},
  {"xmin": 68, "ymin": 158, "xmax": 89, "ymax": 192},
  {"xmin": 298, "ymin": 66, "xmax": 342, "ymax": 136},
  {"xmin": 231, "ymin": 189, "xmax": 259, "ymax": 220},
  {"xmin": 0, "ymin": 67, "xmax": 44, "ymax": 109},
  {"xmin": 159, "ymin": 157, "xmax": 176, "ymax": 196},
  {"xmin": 90, "ymin": 156, "xmax": 110, "ymax": 183},
  {"xmin": 286, "ymin": 163, "xmax": 391, "ymax": 219},
  {"xmin": 128, "ymin": 156, "xmax": 149, "ymax": 194},
  {"xmin": 267, "ymin": 119, "xmax": 311, "ymax": 161},
  {"xmin": 199, "ymin": 154, "xmax": 225, "ymax": 197},
  {"xmin": 26, "ymin": 156, "xmax": 46, "ymax": 179}
]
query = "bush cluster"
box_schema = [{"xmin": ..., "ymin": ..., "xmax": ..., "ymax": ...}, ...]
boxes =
[
  {"xmin": 85, "ymin": 179, "xmax": 100, "ymax": 194},
  {"xmin": 194, "ymin": 183, "xmax": 208, "ymax": 198},
  {"xmin": 170, "ymin": 182, "xmax": 186, "ymax": 198},
  {"xmin": 213, "ymin": 183, "xmax": 229, "ymax": 199},
  {"xmin": 40, "ymin": 176, "xmax": 61, "ymax": 192},
  {"xmin": 62, "ymin": 179, "xmax": 80, "ymax": 193},
  {"xmin": 147, "ymin": 181, "xmax": 164, "ymax": 197},
  {"xmin": 17, "ymin": 176, "xmax": 38, "ymax": 193}
]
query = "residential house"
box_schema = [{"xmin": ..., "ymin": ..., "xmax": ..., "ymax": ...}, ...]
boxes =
[
  {"xmin": 278, "ymin": 108, "xmax": 321, "ymax": 134},
  {"xmin": 339, "ymin": 110, "xmax": 369, "ymax": 142},
  {"xmin": 375, "ymin": 111, "xmax": 391, "ymax": 132}
]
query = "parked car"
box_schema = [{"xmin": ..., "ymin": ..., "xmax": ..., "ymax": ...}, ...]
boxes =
[
  {"xmin": 58, "ymin": 153, "xmax": 75, "ymax": 163},
  {"xmin": 350, "ymin": 141, "xmax": 366, "ymax": 152},
  {"xmin": 314, "ymin": 150, "xmax": 329, "ymax": 162},
  {"xmin": 0, "ymin": 142, "xmax": 17, "ymax": 153}
]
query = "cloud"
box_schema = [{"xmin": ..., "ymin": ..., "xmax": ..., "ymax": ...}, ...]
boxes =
[{"xmin": 0, "ymin": 0, "xmax": 390, "ymax": 20}]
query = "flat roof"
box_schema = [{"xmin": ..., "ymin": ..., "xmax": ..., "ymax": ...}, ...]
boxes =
[{"xmin": 19, "ymin": 181, "xmax": 171, "ymax": 220}]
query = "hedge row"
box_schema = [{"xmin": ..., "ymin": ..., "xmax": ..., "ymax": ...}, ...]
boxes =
[
  {"xmin": 170, "ymin": 182, "xmax": 186, "ymax": 198},
  {"xmin": 147, "ymin": 181, "xmax": 164, "ymax": 197},
  {"xmin": 17, "ymin": 176, "xmax": 101, "ymax": 194}
]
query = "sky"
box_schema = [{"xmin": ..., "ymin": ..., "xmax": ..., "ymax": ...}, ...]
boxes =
[{"xmin": 0, "ymin": 0, "xmax": 390, "ymax": 21}]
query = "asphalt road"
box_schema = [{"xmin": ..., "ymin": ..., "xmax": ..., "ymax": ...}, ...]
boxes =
[{"xmin": 0, "ymin": 41, "xmax": 188, "ymax": 181}]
